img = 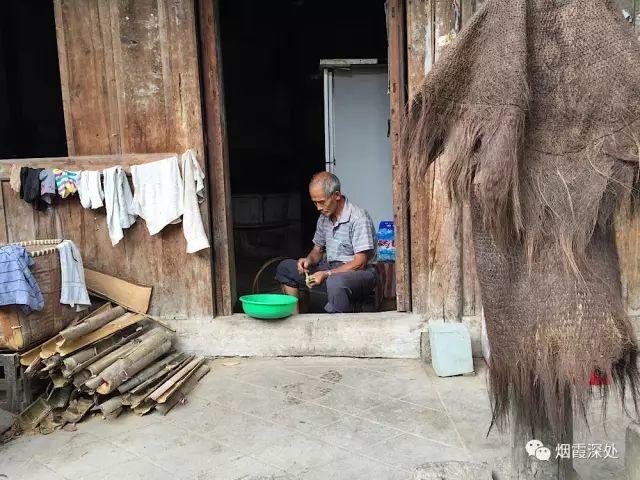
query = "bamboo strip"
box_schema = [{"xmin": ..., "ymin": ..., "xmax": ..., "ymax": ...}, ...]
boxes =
[
  {"xmin": 148, "ymin": 358, "xmax": 202, "ymax": 402},
  {"xmin": 156, "ymin": 364, "xmax": 210, "ymax": 415},
  {"xmin": 156, "ymin": 358, "xmax": 205, "ymax": 403}
]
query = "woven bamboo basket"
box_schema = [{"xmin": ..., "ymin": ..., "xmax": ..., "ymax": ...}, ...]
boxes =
[{"xmin": 0, "ymin": 239, "xmax": 77, "ymax": 352}]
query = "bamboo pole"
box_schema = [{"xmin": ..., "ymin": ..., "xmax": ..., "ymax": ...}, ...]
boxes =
[
  {"xmin": 96, "ymin": 340, "xmax": 172, "ymax": 394},
  {"xmin": 96, "ymin": 329, "xmax": 173, "ymax": 394},
  {"xmin": 118, "ymin": 352, "xmax": 182, "ymax": 393},
  {"xmin": 96, "ymin": 396, "xmax": 124, "ymax": 416},
  {"xmin": 59, "ymin": 306, "xmax": 126, "ymax": 341},
  {"xmin": 62, "ymin": 347, "xmax": 97, "ymax": 371}
]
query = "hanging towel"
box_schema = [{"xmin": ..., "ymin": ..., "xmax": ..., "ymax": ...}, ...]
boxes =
[
  {"xmin": 0, "ymin": 245, "xmax": 44, "ymax": 314},
  {"xmin": 78, "ymin": 171, "xmax": 104, "ymax": 209},
  {"xmin": 103, "ymin": 166, "xmax": 137, "ymax": 246},
  {"xmin": 53, "ymin": 169, "xmax": 79, "ymax": 198},
  {"xmin": 57, "ymin": 240, "xmax": 91, "ymax": 311},
  {"xmin": 130, "ymin": 156, "xmax": 184, "ymax": 235},
  {"xmin": 39, "ymin": 169, "xmax": 57, "ymax": 205},
  {"xmin": 9, "ymin": 164, "xmax": 21, "ymax": 193},
  {"xmin": 181, "ymin": 149, "xmax": 210, "ymax": 253},
  {"xmin": 19, "ymin": 167, "xmax": 47, "ymax": 211}
]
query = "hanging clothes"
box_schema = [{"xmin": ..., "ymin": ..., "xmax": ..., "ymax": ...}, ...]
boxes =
[
  {"xmin": 103, "ymin": 166, "xmax": 136, "ymax": 246},
  {"xmin": 19, "ymin": 167, "xmax": 47, "ymax": 211},
  {"xmin": 0, "ymin": 245, "xmax": 44, "ymax": 314},
  {"xmin": 9, "ymin": 164, "xmax": 21, "ymax": 193},
  {"xmin": 181, "ymin": 149, "xmax": 210, "ymax": 253},
  {"xmin": 39, "ymin": 169, "xmax": 57, "ymax": 205},
  {"xmin": 53, "ymin": 169, "xmax": 79, "ymax": 198},
  {"xmin": 78, "ymin": 171, "xmax": 104, "ymax": 209},
  {"xmin": 130, "ymin": 156, "xmax": 184, "ymax": 235},
  {"xmin": 57, "ymin": 240, "xmax": 91, "ymax": 312}
]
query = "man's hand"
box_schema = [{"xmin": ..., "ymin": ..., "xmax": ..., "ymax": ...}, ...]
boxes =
[
  {"xmin": 308, "ymin": 271, "xmax": 329, "ymax": 288},
  {"xmin": 297, "ymin": 257, "xmax": 310, "ymax": 274}
]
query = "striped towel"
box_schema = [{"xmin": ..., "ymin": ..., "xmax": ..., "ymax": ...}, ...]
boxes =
[{"xmin": 53, "ymin": 169, "xmax": 80, "ymax": 198}]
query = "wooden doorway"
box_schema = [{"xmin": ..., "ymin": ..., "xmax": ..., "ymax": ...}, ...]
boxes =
[{"xmin": 196, "ymin": 0, "xmax": 411, "ymax": 314}]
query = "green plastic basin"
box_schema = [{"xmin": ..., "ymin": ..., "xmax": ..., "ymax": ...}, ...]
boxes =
[{"xmin": 239, "ymin": 294, "xmax": 298, "ymax": 319}]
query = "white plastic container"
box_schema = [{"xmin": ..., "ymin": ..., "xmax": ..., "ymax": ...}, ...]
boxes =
[{"xmin": 429, "ymin": 321, "xmax": 474, "ymax": 377}]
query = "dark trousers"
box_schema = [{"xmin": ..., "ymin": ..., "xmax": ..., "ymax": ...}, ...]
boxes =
[{"xmin": 275, "ymin": 258, "xmax": 376, "ymax": 314}]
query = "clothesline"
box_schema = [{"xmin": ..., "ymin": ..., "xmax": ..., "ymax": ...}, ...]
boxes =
[{"xmin": 9, "ymin": 149, "xmax": 210, "ymax": 254}]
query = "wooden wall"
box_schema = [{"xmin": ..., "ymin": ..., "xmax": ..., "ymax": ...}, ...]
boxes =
[
  {"xmin": 406, "ymin": 0, "xmax": 640, "ymax": 318},
  {"xmin": 406, "ymin": 0, "xmax": 484, "ymax": 320},
  {"xmin": 0, "ymin": 0, "xmax": 215, "ymax": 320}
]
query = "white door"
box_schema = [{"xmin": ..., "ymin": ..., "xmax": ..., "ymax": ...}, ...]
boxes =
[{"xmin": 324, "ymin": 65, "xmax": 393, "ymax": 230}]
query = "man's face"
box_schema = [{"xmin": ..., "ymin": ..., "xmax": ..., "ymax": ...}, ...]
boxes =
[{"xmin": 310, "ymin": 185, "xmax": 340, "ymax": 217}]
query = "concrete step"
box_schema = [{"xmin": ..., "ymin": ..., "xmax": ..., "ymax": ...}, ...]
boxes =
[{"xmin": 172, "ymin": 312, "xmax": 426, "ymax": 358}]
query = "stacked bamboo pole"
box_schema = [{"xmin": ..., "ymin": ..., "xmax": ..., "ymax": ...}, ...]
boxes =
[{"xmin": 18, "ymin": 304, "xmax": 209, "ymax": 432}]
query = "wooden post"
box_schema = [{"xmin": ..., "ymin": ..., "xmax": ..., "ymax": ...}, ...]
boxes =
[
  {"xmin": 388, "ymin": 0, "xmax": 411, "ymax": 312},
  {"xmin": 406, "ymin": 0, "xmax": 464, "ymax": 320},
  {"xmin": 197, "ymin": 0, "xmax": 237, "ymax": 316},
  {"xmin": 510, "ymin": 391, "xmax": 581, "ymax": 480}
]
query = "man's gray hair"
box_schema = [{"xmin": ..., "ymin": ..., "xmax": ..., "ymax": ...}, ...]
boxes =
[{"xmin": 310, "ymin": 172, "xmax": 341, "ymax": 197}]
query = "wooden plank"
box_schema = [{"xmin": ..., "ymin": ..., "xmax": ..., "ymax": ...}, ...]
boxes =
[
  {"xmin": 53, "ymin": 0, "xmax": 215, "ymax": 320},
  {"xmin": 159, "ymin": 0, "xmax": 214, "ymax": 318},
  {"xmin": 407, "ymin": 0, "xmax": 464, "ymax": 319},
  {"xmin": 388, "ymin": 0, "xmax": 411, "ymax": 312},
  {"xmin": 407, "ymin": 0, "xmax": 434, "ymax": 98},
  {"xmin": 461, "ymin": 0, "xmax": 474, "ymax": 24},
  {"xmin": 407, "ymin": 0, "xmax": 433, "ymax": 314},
  {"xmin": 2, "ymin": 182, "xmax": 37, "ymax": 242},
  {"xmin": 197, "ymin": 0, "xmax": 235, "ymax": 315},
  {"xmin": 617, "ymin": 212, "xmax": 640, "ymax": 316},
  {"xmin": 0, "ymin": 181, "xmax": 7, "ymax": 244},
  {"xmin": 113, "ymin": 0, "xmax": 169, "ymax": 153},
  {"xmin": 426, "ymin": 0, "xmax": 464, "ymax": 321},
  {"xmin": 460, "ymin": 0, "xmax": 481, "ymax": 317},
  {"xmin": 55, "ymin": 0, "xmax": 119, "ymax": 155},
  {"xmin": 53, "ymin": 1, "xmax": 76, "ymax": 155},
  {"xmin": 84, "ymin": 269, "xmax": 152, "ymax": 314},
  {"xmin": 473, "ymin": 0, "xmax": 486, "ymax": 12}
]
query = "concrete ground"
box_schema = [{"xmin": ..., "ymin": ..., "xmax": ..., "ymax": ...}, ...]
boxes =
[{"xmin": 0, "ymin": 358, "xmax": 631, "ymax": 480}]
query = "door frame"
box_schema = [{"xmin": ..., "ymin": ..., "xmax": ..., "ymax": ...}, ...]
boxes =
[
  {"xmin": 195, "ymin": 0, "xmax": 411, "ymax": 314},
  {"xmin": 196, "ymin": 0, "xmax": 236, "ymax": 316}
]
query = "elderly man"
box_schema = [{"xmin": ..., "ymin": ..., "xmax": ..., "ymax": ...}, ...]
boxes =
[{"xmin": 275, "ymin": 172, "xmax": 377, "ymax": 313}]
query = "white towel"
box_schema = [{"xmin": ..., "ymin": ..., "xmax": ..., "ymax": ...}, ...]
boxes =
[
  {"xmin": 130, "ymin": 157, "xmax": 184, "ymax": 236},
  {"xmin": 57, "ymin": 240, "xmax": 91, "ymax": 312},
  {"xmin": 181, "ymin": 149, "xmax": 210, "ymax": 253},
  {"xmin": 103, "ymin": 166, "xmax": 136, "ymax": 246},
  {"xmin": 78, "ymin": 171, "xmax": 104, "ymax": 209}
]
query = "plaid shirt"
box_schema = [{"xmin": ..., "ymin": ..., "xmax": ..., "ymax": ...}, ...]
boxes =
[{"xmin": 312, "ymin": 198, "xmax": 376, "ymax": 264}]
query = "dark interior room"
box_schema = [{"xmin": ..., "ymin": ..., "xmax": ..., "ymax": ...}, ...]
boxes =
[{"xmin": 219, "ymin": 0, "xmax": 388, "ymax": 307}]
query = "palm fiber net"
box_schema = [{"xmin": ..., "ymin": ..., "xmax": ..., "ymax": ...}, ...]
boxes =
[{"xmin": 402, "ymin": 0, "xmax": 640, "ymax": 440}]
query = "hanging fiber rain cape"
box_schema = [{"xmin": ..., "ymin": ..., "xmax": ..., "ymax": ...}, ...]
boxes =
[{"xmin": 402, "ymin": 0, "xmax": 640, "ymax": 440}]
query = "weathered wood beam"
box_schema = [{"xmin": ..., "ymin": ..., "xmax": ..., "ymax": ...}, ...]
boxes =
[
  {"xmin": 197, "ymin": 0, "xmax": 236, "ymax": 316},
  {"xmin": 389, "ymin": 0, "xmax": 411, "ymax": 312}
]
